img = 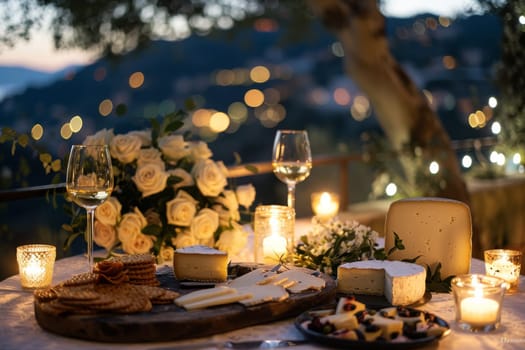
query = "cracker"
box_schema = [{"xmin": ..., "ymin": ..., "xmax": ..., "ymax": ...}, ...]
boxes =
[
  {"xmin": 56, "ymin": 286, "xmax": 99, "ymax": 301},
  {"xmin": 62, "ymin": 272, "xmax": 99, "ymax": 287},
  {"xmin": 34, "ymin": 287, "xmax": 58, "ymax": 302}
]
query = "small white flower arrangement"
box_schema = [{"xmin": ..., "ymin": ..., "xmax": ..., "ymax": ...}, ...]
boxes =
[
  {"xmin": 63, "ymin": 113, "xmax": 256, "ymax": 262},
  {"xmin": 292, "ymin": 217, "xmax": 387, "ymax": 275}
]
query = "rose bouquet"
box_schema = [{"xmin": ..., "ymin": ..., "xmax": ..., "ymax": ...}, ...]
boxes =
[
  {"xmin": 292, "ymin": 217, "xmax": 396, "ymax": 275},
  {"xmin": 63, "ymin": 113, "xmax": 256, "ymax": 263}
]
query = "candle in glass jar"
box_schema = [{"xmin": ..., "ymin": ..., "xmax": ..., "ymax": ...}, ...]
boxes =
[
  {"xmin": 23, "ymin": 258, "xmax": 46, "ymax": 282},
  {"xmin": 460, "ymin": 294, "xmax": 499, "ymax": 327},
  {"xmin": 263, "ymin": 233, "xmax": 287, "ymax": 263},
  {"xmin": 311, "ymin": 192, "xmax": 339, "ymax": 221},
  {"xmin": 484, "ymin": 249, "xmax": 522, "ymax": 293}
]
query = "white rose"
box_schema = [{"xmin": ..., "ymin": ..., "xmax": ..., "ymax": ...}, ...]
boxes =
[
  {"xmin": 117, "ymin": 207, "xmax": 147, "ymax": 246},
  {"xmin": 95, "ymin": 197, "xmax": 122, "ymax": 226},
  {"xmin": 83, "ymin": 128, "xmax": 114, "ymax": 146},
  {"xmin": 192, "ymin": 159, "xmax": 228, "ymax": 197},
  {"xmin": 171, "ymin": 230, "xmax": 197, "ymax": 248},
  {"xmin": 188, "ymin": 141, "xmax": 213, "ymax": 160},
  {"xmin": 128, "ymin": 129, "xmax": 152, "ymax": 147},
  {"xmin": 166, "ymin": 190, "xmax": 198, "ymax": 226},
  {"xmin": 94, "ymin": 220, "xmax": 118, "ymax": 251},
  {"xmin": 214, "ymin": 190, "xmax": 240, "ymax": 225},
  {"xmin": 122, "ymin": 232, "xmax": 155, "ymax": 254},
  {"xmin": 236, "ymin": 184, "xmax": 256, "ymax": 209},
  {"xmin": 215, "ymin": 223, "xmax": 248, "ymax": 256},
  {"xmin": 132, "ymin": 163, "xmax": 168, "ymax": 197},
  {"xmin": 212, "ymin": 204, "xmax": 233, "ymax": 227},
  {"xmin": 158, "ymin": 245, "xmax": 174, "ymax": 263},
  {"xmin": 109, "ymin": 133, "xmax": 142, "ymax": 164},
  {"xmin": 158, "ymin": 135, "xmax": 189, "ymax": 161},
  {"xmin": 191, "ymin": 208, "xmax": 219, "ymax": 241},
  {"xmin": 137, "ymin": 147, "xmax": 164, "ymax": 168},
  {"xmin": 167, "ymin": 168, "xmax": 194, "ymax": 191}
]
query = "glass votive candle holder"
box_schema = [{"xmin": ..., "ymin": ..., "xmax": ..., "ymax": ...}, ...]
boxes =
[
  {"xmin": 451, "ymin": 274, "xmax": 507, "ymax": 333},
  {"xmin": 484, "ymin": 249, "xmax": 522, "ymax": 293},
  {"xmin": 253, "ymin": 205, "xmax": 295, "ymax": 264},
  {"xmin": 17, "ymin": 244, "xmax": 56, "ymax": 289},
  {"xmin": 311, "ymin": 191, "xmax": 340, "ymax": 222}
]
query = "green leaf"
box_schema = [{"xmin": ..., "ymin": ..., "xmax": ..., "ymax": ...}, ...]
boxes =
[
  {"xmin": 63, "ymin": 232, "xmax": 82, "ymax": 251},
  {"xmin": 17, "ymin": 134, "xmax": 29, "ymax": 147},
  {"xmin": 142, "ymin": 224, "xmax": 162, "ymax": 236},
  {"xmin": 164, "ymin": 120, "xmax": 184, "ymax": 133}
]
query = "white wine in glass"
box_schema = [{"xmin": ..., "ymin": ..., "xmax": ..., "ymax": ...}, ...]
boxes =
[
  {"xmin": 66, "ymin": 145, "xmax": 113, "ymax": 272},
  {"xmin": 272, "ymin": 130, "xmax": 312, "ymax": 209}
]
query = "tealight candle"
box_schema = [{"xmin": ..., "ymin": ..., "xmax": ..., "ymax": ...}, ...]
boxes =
[
  {"xmin": 253, "ymin": 205, "xmax": 295, "ymax": 264},
  {"xmin": 484, "ymin": 249, "xmax": 522, "ymax": 293},
  {"xmin": 17, "ymin": 244, "xmax": 56, "ymax": 289},
  {"xmin": 263, "ymin": 233, "xmax": 288, "ymax": 263},
  {"xmin": 311, "ymin": 191, "xmax": 340, "ymax": 221},
  {"xmin": 452, "ymin": 274, "xmax": 507, "ymax": 332}
]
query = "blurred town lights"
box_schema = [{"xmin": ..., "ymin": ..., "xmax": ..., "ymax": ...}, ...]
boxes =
[
  {"xmin": 429, "ymin": 161, "xmax": 440, "ymax": 174},
  {"xmin": 488, "ymin": 96, "xmax": 498, "ymax": 108},
  {"xmin": 513, "ymin": 153, "xmax": 522, "ymax": 165},
  {"xmin": 129, "ymin": 72, "xmax": 145, "ymax": 88},
  {"xmin": 385, "ymin": 182, "xmax": 397, "ymax": 197},
  {"xmin": 209, "ymin": 112, "xmax": 230, "ymax": 132},
  {"xmin": 491, "ymin": 121, "xmax": 501, "ymax": 135},
  {"xmin": 244, "ymin": 89, "xmax": 265, "ymax": 107},
  {"xmin": 461, "ymin": 155, "xmax": 473, "ymax": 169},
  {"xmin": 99, "ymin": 99, "xmax": 113, "ymax": 116},
  {"xmin": 69, "ymin": 115, "xmax": 83, "ymax": 133},
  {"xmin": 490, "ymin": 151, "xmax": 506, "ymax": 166},
  {"xmin": 250, "ymin": 66, "xmax": 270, "ymax": 83},
  {"xmin": 519, "ymin": 15, "xmax": 525, "ymax": 25}
]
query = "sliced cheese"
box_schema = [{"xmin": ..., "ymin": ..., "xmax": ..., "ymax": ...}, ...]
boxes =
[
  {"xmin": 278, "ymin": 269, "xmax": 326, "ymax": 293},
  {"xmin": 335, "ymin": 297, "xmax": 366, "ymax": 315},
  {"xmin": 182, "ymin": 291, "xmax": 252, "ymax": 310},
  {"xmin": 321, "ymin": 313, "xmax": 358, "ymax": 331},
  {"xmin": 227, "ymin": 268, "xmax": 277, "ymax": 288},
  {"xmin": 175, "ymin": 286, "xmax": 236, "ymax": 306},
  {"xmin": 173, "ymin": 245, "xmax": 228, "ymax": 282},
  {"xmin": 235, "ymin": 284, "xmax": 289, "ymax": 306},
  {"xmin": 337, "ymin": 260, "xmax": 426, "ymax": 306},
  {"xmin": 384, "ymin": 197, "xmax": 472, "ymax": 278}
]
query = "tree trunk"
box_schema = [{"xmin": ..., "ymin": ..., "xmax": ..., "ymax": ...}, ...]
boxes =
[{"xmin": 308, "ymin": 0, "xmax": 470, "ymax": 204}]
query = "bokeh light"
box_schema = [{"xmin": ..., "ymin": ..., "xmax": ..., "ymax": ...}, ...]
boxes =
[
  {"xmin": 31, "ymin": 124, "xmax": 44, "ymax": 141},
  {"xmin": 69, "ymin": 115, "xmax": 83, "ymax": 133},
  {"xmin": 244, "ymin": 89, "xmax": 265, "ymax": 107},
  {"xmin": 250, "ymin": 66, "xmax": 270, "ymax": 83},
  {"xmin": 129, "ymin": 71, "xmax": 145, "ymax": 88}
]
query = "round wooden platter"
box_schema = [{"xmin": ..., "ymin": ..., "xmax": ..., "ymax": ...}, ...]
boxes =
[{"xmin": 34, "ymin": 264, "xmax": 337, "ymax": 343}]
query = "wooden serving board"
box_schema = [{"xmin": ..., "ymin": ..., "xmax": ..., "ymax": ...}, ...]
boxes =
[{"xmin": 34, "ymin": 264, "xmax": 337, "ymax": 343}]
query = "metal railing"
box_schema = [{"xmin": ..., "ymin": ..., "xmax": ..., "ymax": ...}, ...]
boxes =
[{"xmin": 0, "ymin": 136, "xmax": 499, "ymax": 207}]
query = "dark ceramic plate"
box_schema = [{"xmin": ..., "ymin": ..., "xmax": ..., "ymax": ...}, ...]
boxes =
[{"xmin": 295, "ymin": 306, "xmax": 450, "ymax": 350}]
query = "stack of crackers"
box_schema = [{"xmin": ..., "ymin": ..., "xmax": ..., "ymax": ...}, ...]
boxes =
[{"xmin": 34, "ymin": 254, "xmax": 179, "ymax": 316}]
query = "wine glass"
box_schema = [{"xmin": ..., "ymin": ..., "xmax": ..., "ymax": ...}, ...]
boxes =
[
  {"xmin": 272, "ymin": 130, "xmax": 312, "ymax": 209},
  {"xmin": 66, "ymin": 145, "xmax": 113, "ymax": 272}
]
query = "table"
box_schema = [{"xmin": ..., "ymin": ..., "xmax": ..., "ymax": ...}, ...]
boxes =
[{"xmin": 1, "ymin": 256, "xmax": 524, "ymax": 350}]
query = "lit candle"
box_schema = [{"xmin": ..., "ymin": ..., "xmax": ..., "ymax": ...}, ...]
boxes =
[
  {"xmin": 485, "ymin": 249, "xmax": 522, "ymax": 293},
  {"xmin": 460, "ymin": 289, "xmax": 500, "ymax": 327},
  {"xmin": 23, "ymin": 258, "xmax": 46, "ymax": 282},
  {"xmin": 17, "ymin": 244, "xmax": 56, "ymax": 289},
  {"xmin": 263, "ymin": 233, "xmax": 287, "ymax": 263},
  {"xmin": 311, "ymin": 192, "xmax": 339, "ymax": 221}
]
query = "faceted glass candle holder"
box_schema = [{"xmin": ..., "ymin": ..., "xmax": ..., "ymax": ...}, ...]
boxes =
[
  {"xmin": 484, "ymin": 249, "xmax": 522, "ymax": 294},
  {"xmin": 451, "ymin": 274, "xmax": 507, "ymax": 333},
  {"xmin": 253, "ymin": 205, "xmax": 295, "ymax": 264},
  {"xmin": 17, "ymin": 244, "xmax": 56, "ymax": 289}
]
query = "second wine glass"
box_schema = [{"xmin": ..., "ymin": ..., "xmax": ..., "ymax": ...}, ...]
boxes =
[
  {"xmin": 272, "ymin": 130, "xmax": 312, "ymax": 210},
  {"xmin": 66, "ymin": 145, "xmax": 114, "ymax": 272}
]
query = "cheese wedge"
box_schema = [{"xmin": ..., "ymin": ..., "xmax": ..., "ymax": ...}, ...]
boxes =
[
  {"xmin": 321, "ymin": 313, "xmax": 359, "ymax": 330},
  {"xmin": 175, "ymin": 286, "xmax": 236, "ymax": 307},
  {"xmin": 278, "ymin": 269, "xmax": 326, "ymax": 293},
  {"xmin": 181, "ymin": 291, "xmax": 252, "ymax": 310},
  {"xmin": 337, "ymin": 260, "xmax": 426, "ymax": 306},
  {"xmin": 384, "ymin": 197, "xmax": 472, "ymax": 278},
  {"xmin": 173, "ymin": 245, "xmax": 228, "ymax": 282},
  {"xmin": 235, "ymin": 284, "xmax": 289, "ymax": 306}
]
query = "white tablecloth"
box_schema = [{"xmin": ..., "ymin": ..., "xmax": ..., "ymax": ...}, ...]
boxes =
[{"xmin": 1, "ymin": 256, "xmax": 524, "ymax": 350}]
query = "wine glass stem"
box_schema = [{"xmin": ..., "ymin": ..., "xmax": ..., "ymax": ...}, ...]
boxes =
[
  {"xmin": 85, "ymin": 208, "xmax": 95, "ymax": 272},
  {"xmin": 287, "ymin": 183, "xmax": 296, "ymax": 209}
]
